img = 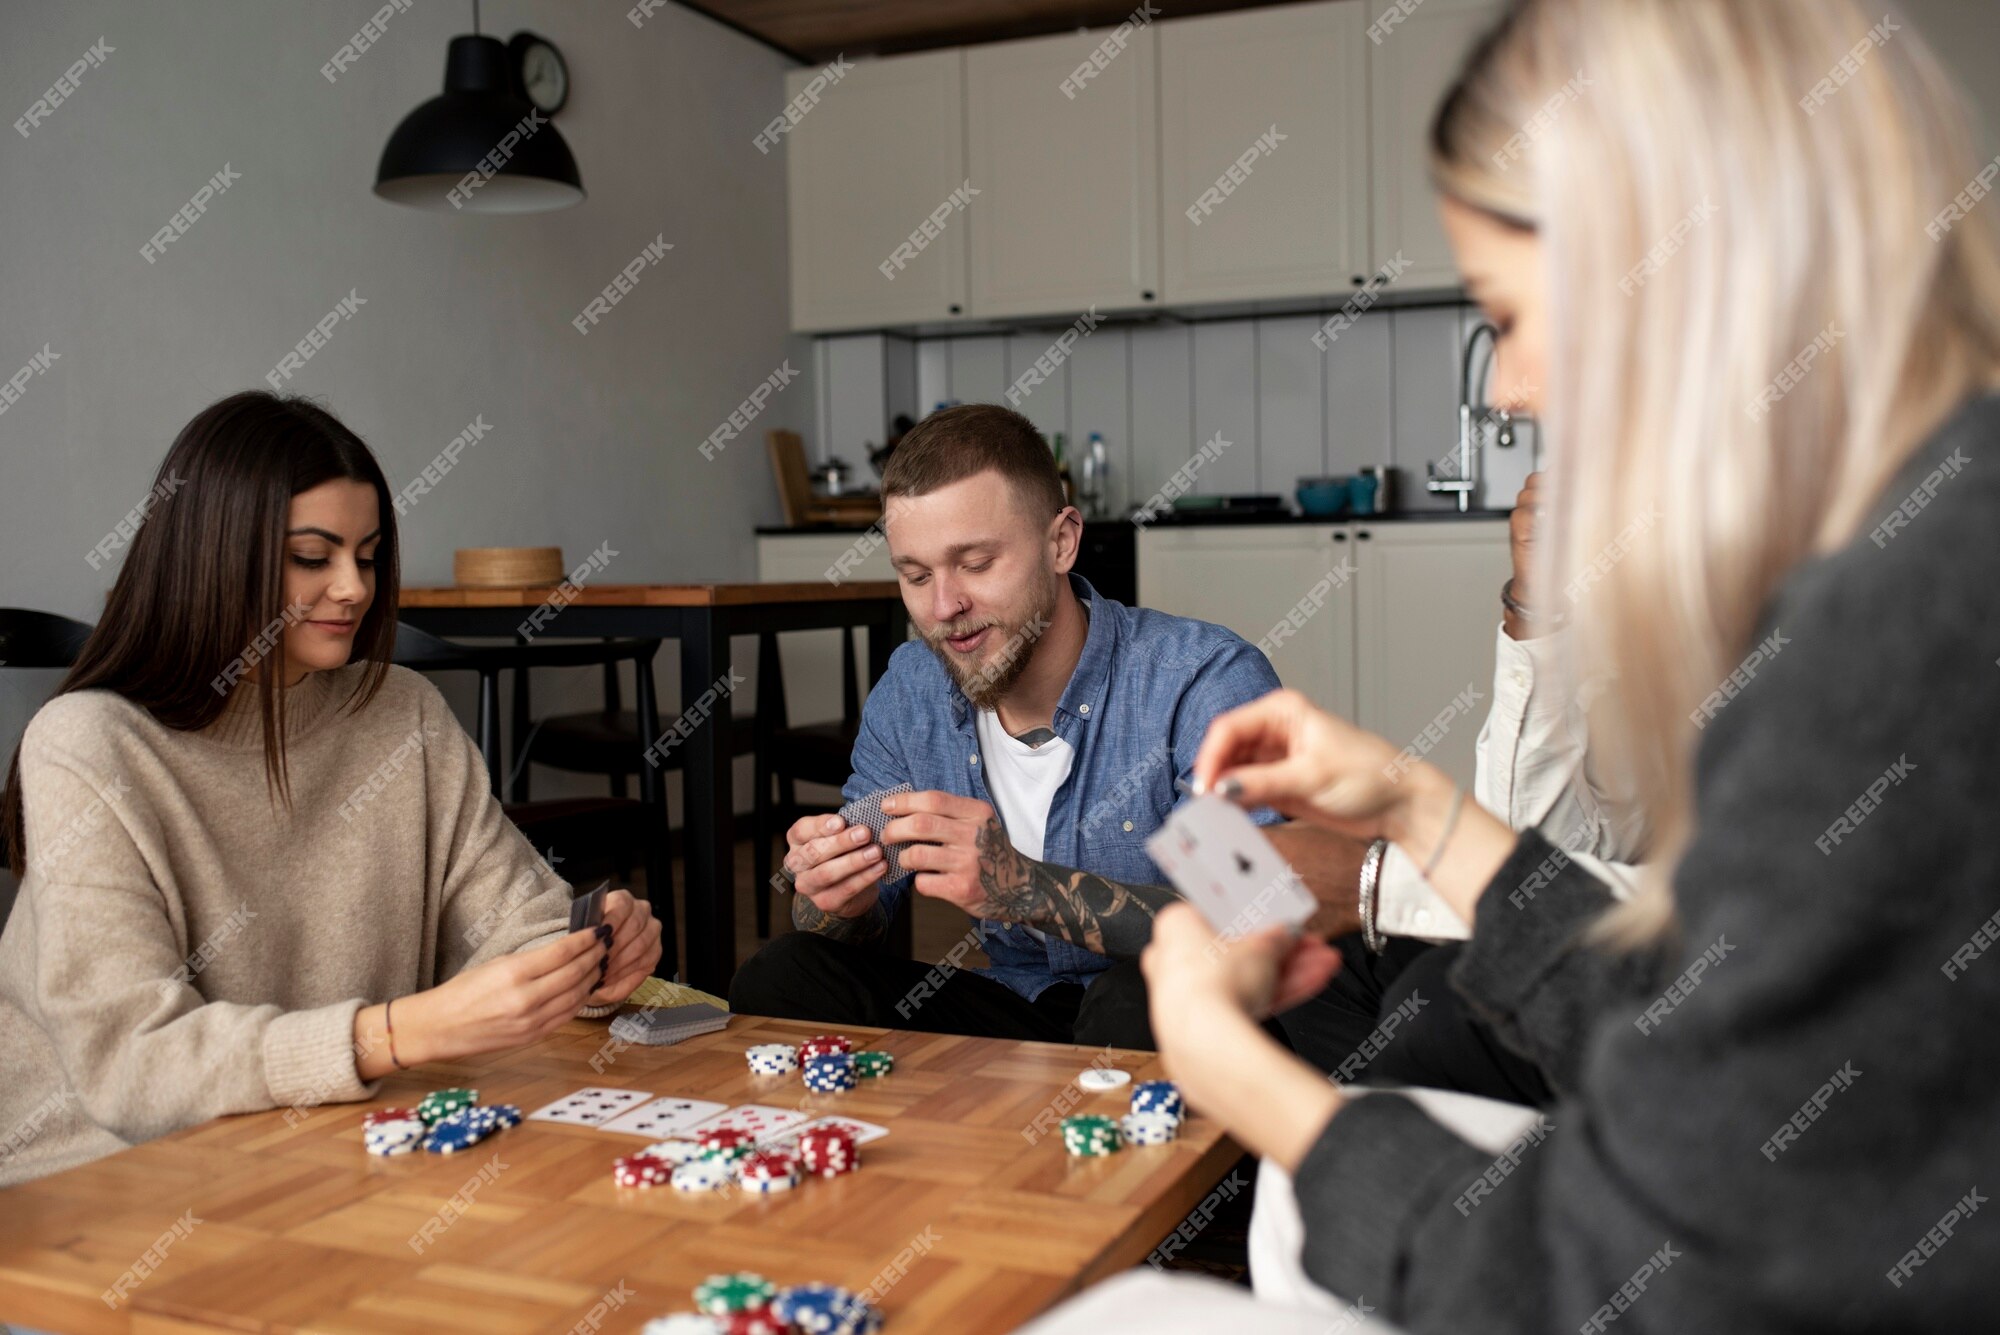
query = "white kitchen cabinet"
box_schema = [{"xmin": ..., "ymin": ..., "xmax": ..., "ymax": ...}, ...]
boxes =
[
  {"xmin": 1351, "ymin": 520, "xmax": 1511, "ymax": 787},
  {"xmin": 755, "ymin": 535, "xmax": 897, "ymax": 738},
  {"xmin": 1368, "ymin": 0, "xmax": 1506, "ymax": 289},
  {"xmin": 1137, "ymin": 520, "xmax": 1509, "ymax": 789},
  {"xmin": 1158, "ymin": 1, "xmax": 1371, "ymax": 305},
  {"xmin": 965, "ymin": 27, "xmax": 1161, "ymax": 318},
  {"xmin": 1136, "ymin": 524, "xmax": 1358, "ymax": 720},
  {"xmin": 787, "ymin": 50, "xmax": 969, "ymax": 333}
]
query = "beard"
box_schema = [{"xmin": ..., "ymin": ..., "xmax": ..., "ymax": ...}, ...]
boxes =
[{"xmin": 922, "ymin": 573, "xmax": 1058, "ymax": 710}]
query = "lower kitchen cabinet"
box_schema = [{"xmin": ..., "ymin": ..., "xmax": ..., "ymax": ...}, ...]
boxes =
[{"xmin": 1138, "ymin": 520, "xmax": 1511, "ymax": 788}]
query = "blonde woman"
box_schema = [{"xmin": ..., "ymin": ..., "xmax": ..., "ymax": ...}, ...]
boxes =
[{"xmin": 1030, "ymin": 0, "xmax": 2000, "ymax": 1329}]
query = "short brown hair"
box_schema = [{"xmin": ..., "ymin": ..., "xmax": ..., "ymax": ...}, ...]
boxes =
[{"xmin": 880, "ymin": 404, "xmax": 1064, "ymax": 520}]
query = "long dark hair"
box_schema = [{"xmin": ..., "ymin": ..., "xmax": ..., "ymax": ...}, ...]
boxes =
[{"xmin": 3, "ymin": 391, "xmax": 401, "ymax": 873}]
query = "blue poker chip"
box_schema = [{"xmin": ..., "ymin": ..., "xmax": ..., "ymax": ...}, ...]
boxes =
[
  {"xmin": 423, "ymin": 1119, "xmax": 491, "ymax": 1154},
  {"xmin": 772, "ymin": 1283, "xmax": 853, "ymax": 1331},
  {"xmin": 1131, "ymin": 1080, "xmax": 1184, "ymax": 1120},
  {"xmin": 482, "ymin": 1103, "xmax": 523, "ymax": 1129}
]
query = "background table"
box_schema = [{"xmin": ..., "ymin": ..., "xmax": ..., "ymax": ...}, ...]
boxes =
[
  {"xmin": 0, "ymin": 1017, "xmax": 1242, "ymax": 1335},
  {"xmin": 398, "ymin": 581, "xmax": 909, "ymax": 993}
]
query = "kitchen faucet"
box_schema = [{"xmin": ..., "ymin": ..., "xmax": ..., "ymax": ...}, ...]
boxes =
[{"xmin": 1429, "ymin": 321, "xmax": 1514, "ymax": 513}]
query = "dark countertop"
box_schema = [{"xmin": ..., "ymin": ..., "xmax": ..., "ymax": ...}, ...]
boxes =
[{"xmin": 756, "ymin": 508, "xmax": 1511, "ymax": 536}]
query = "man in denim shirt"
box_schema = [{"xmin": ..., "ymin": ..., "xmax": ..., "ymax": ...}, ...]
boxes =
[{"xmin": 731, "ymin": 405, "xmax": 1317, "ymax": 1048}]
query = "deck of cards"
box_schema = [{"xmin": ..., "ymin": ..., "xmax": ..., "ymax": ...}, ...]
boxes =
[{"xmin": 1146, "ymin": 794, "xmax": 1317, "ymax": 937}]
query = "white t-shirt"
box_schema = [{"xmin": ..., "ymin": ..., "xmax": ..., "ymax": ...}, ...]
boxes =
[{"xmin": 975, "ymin": 709, "xmax": 1076, "ymax": 943}]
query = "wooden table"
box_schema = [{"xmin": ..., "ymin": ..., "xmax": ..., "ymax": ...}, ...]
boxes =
[
  {"xmin": 398, "ymin": 581, "xmax": 909, "ymax": 994},
  {"xmin": 0, "ymin": 1017, "xmax": 1242, "ymax": 1335}
]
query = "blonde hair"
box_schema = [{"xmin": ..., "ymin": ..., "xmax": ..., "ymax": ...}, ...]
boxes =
[{"xmin": 1433, "ymin": 0, "xmax": 2000, "ymax": 941}]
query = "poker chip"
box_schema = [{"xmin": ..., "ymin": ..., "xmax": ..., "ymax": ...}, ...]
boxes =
[
  {"xmin": 363, "ymin": 1107, "xmax": 421, "ymax": 1127},
  {"xmin": 423, "ymin": 1117, "xmax": 492, "ymax": 1154},
  {"xmin": 802, "ymin": 1053, "xmax": 857, "ymax": 1093},
  {"xmin": 416, "ymin": 1088, "xmax": 477, "ymax": 1125},
  {"xmin": 641, "ymin": 1317, "xmax": 725, "ymax": 1335},
  {"xmin": 614, "ymin": 1153, "xmax": 674, "ymax": 1188},
  {"xmin": 737, "ymin": 1149, "xmax": 801, "ymax": 1194},
  {"xmin": 1076, "ymin": 1067, "xmax": 1132, "ymax": 1093},
  {"xmin": 797, "ymin": 1034, "xmax": 852, "ymax": 1061},
  {"xmin": 693, "ymin": 1273, "xmax": 778, "ymax": 1316},
  {"xmin": 639, "ymin": 1138, "xmax": 707, "ymax": 1165},
  {"xmin": 851, "ymin": 1050, "xmax": 894, "ymax": 1078},
  {"xmin": 671, "ymin": 1159, "xmax": 734, "ymax": 1193},
  {"xmin": 796, "ymin": 1126, "xmax": 857, "ymax": 1178},
  {"xmin": 364, "ymin": 1118, "xmax": 424, "ymax": 1156},
  {"xmin": 698, "ymin": 1127, "xmax": 759, "ymax": 1163},
  {"xmin": 1061, "ymin": 1113, "xmax": 1122, "ymax": 1157},
  {"xmin": 722, "ymin": 1307, "xmax": 789, "ymax": 1335},
  {"xmin": 482, "ymin": 1103, "xmax": 523, "ymax": 1129},
  {"xmin": 1131, "ymin": 1079, "xmax": 1184, "ymax": 1122},
  {"xmin": 746, "ymin": 1043, "xmax": 800, "ymax": 1075},
  {"xmin": 1120, "ymin": 1111, "xmax": 1181, "ymax": 1146},
  {"xmin": 771, "ymin": 1283, "xmax": 854, "ymax": 1331}
]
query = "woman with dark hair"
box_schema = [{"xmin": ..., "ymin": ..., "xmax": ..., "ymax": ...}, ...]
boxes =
[{"xmin": 0, "ymin": 391, "xmax": 661, "ymax": 1186}]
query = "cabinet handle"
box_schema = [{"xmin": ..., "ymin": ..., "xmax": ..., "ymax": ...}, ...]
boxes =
[
  {"xmin": 1332, "ymin": 532, "xmax": 1348, "ymax": 542},
  {"xmin": 1141, "ymin": 290, "xmax": 1155, "ymax": 301},
  {"xmin": 948, "ymin": 304, "xmax": 963, "ymax": 315},
  {"xmin": 1356, "ymin": 530, "xmax": 1373, "ymax": 540},
  {"xmin": 1351, "ymin": 275, "xmax": 1366, "ymax": 287}
]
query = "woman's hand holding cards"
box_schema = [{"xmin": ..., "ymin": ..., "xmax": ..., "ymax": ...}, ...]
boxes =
[{"xmin": 589, "ymin": 889, "xmax": 663, "ymax": 1005}]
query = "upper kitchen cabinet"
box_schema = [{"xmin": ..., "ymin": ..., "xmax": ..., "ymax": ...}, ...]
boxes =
[
  {"xmin": 1369, "ymin": 0, "xmax": 1506, "ymax": 289},
  {"xmin": 965, "ymin": 28, "xmax": 1162, "ymax": 319},
  {"xmin": 1158, "ymin": 2, "xmax": 1370, "ymax": 306},
  {"xmin": 787, "ymin": 50, "xmax": 969, "ymax": 333}
]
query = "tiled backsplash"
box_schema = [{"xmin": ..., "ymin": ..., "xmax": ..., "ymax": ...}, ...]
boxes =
[{"xmin": 811, "ymin": 304, "xmax": 1539, "ymax": 516}]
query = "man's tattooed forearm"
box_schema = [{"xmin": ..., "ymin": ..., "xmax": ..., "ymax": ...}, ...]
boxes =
[
  {"xmin": 792, "ymin": 891, "xmax": 888, "ymax": 945},
  {"xmin": 972, "ymin": 819, "xmax": 1179, "ymax": 958}
]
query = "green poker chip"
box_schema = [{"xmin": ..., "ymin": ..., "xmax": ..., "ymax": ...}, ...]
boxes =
[
  {"xmin": 416, "ymin": 1088, "xmax": 477, "ymax": 1125},
  {"xmin": 1061, "ymin": 1113, "xmax": 1123, "ymax": 1157},
  {"xmin": 852, "ymin": 1050, "xmax": 894, "ymax": 1078},
  {"xmin": 693, "ymin": 1272, "xmax": 777, "ymax": 1315}
]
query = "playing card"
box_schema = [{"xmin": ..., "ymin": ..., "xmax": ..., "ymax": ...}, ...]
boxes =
[
  {"xmin": 685, "ymin": 1104, "xmax": 810, "ymax": 1140},
  {"xmin": 839, "ymin": 784, "xmax": 913, "ymax": 882},
  {"xmin": 527, "ymin": 1086, "xmax": 654, "ymax": 1127},
  {"xmin": 1145, "ymin": 794, "xmax": 1317, "ymax": 937},
  {"xmin": 609, "ymin": 1004, "xmax": 732, "ymax": 1047},
  {"xmin": 785, "ymin": 1115, "xmax": 890, "ymax": 1146},
  {"xmin": 597, "ymin": 1096, "xmax": 729, "ymax": 1139},
  {"xmin": 568, "ymin": 881, "xmax": 609, "ymax": 934}
]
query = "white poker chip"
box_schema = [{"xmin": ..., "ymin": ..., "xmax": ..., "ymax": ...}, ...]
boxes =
[
  {"xmin": 1077, "ymin": 1068, "xmax": 1133, "ymax": 1092},
  {"xmin": 739, "ymin": 1171, "xmax": 800, "ymax": 1194},
  {"xmin": 641, "ymin": 1316, "xmax": 726, "ymax": 1335},
  {"xmin": 1120, "ymin": 1111, "xmax": 1181, "ymax": 1146},
  {"xmin": 639, "ymin": 1138, "xmax": 707, "ymax": 1165},
  {"xmin": 746, "ymin": 1042, "xmax": 799, "ymax": 1066},
  {"xmin": 671, "ymin": 1159, "xmax": 734, "ymax": 1193},
  {"xmin": 365, "ymin": 1134, "xmax": 420, "ymax": 1157},
  {"xmin": 364, "ymin": 1116, "xmax": 426, "ymax": 1140}
]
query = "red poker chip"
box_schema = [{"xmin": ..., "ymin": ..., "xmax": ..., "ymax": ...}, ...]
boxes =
[
  {"xmin": 698, "ymin": 1127, "xmax": 758, "ymax": 1152},
  {"xmin": 739, "ymin": 1150, "xmax": 799, "ymax": 1180},
  {"xmin": 363, "ymin": 1107, "xmax": 420, "ymax": 1126},
  {"xmin": 725, "ymin": 1306, "xmax": 787, "ymax": 1335},
  {"xmin": 797, "ymin": 1127, "xmax": 859, "ymax": 1177},
  {"xmin": 613, "ymin": 1153, "xmax": 673, "ymax": 1188},
  {"xmin": 798, "ymin": 1034, "xmax": 852, "ymax": 1059}
]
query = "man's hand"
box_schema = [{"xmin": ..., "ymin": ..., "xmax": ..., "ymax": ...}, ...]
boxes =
[
  {"xmin": 878, "ymin": 790, "xmax": 1008, "ymax": 916},
  {"xmin": 1266, "ymin": 823, "xmax": 1370, "ymax": 939},
  {"xmin": 784, "ymin": 812, "xmax": 884, "ymax": 920}
]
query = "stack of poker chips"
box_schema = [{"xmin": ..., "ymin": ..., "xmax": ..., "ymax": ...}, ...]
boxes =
[
  {"xmin": 852, "ymin": 1050, "xmax": 894, "ymax": 1079},
  {"xmin": 796, "ymin": 1125, "xmax": 858, "ymax": 1178},
  {"xmin": 802, "ymin": 1052, "xmax": 858, "ymax": 1093},
  {"xmin": 699, "ymin": 1127, "xmax": 760, "ymax": 1164},
  {"xmin": 797, "ymin": 1034, "xmax": 852, "ymax": 1061},
  {"xmin": 613, "ymin": 1152, "xmax": 675, "ymax": 1189},
  {"xmin": 1060, "ymin": 1113, "xmax": 1123, "ymax": 1157},
  {"xmin": 770, "ymin": 1282, "xmax": 885, "ymax": 1334},
  {"xmin": 638, "ymin": 1138, "xmax": 706, "ymax": 1165},
  {"xmin": 693, "ymin": 1273, "xmax": 778, "ymax": 1320},
  {"xmin": 738, "ymin": 1149, "xmax": 803, "ymax": 1195},
  {"xmin": 671, "ymin": 1158, "xmax": 734, "ymax": 1193},
  {"xmin": 745, "ymin": 1042, "xmax": 799, "ymax": 1076},
  {"xmin": 640, "ymin": 1317, "xmax": 727, "ymax": 1334},
  {"xmin": 362, "ymin": 1107, "xmax": 426, "ymax": 1157},
  {"xmin": 423, "ymin": 1103, "xmax": 521, "ymax": 1154},
  {"xmin": 416, "ymin": 1087, "xmax": 477, "ymax": 1125},
  {"xmin": 1130, "ymin": 1080, "xmax": 1185, "ymax": 1122},
  {"xmin": 1119, "ymin": 1111, "xmax": 1181, "ymax": 1145}
]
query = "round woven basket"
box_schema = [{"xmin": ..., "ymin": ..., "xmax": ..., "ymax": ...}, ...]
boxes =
[{"xmin": 453, "ymin": 546, "xmax": 564, "ymax": 587}]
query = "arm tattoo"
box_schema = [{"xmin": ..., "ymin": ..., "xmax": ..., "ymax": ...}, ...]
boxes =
[
  {"xmin": 972, "ymin": 818, "xmax": 1180, "ymax": 959},
  {"xmin": 791, "ymin": 888, "xmax": 889, "ymax": 946}
]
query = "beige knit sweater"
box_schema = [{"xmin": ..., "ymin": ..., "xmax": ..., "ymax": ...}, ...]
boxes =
[{"xmin": 0, "ymin": 663, "xmax": 575, "ymax": 1186}]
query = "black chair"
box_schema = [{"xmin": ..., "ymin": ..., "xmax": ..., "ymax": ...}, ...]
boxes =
[
  {"xmin": 0, "ymin": 608, "xmax": 94, "ymax": 670},
  {"xmin": 392, "ymin": 624, "xmax": 679, "ymax": 978},
  {"xmin": 751, "ymin": 630, "xmax": 865, "ymax": 937}
]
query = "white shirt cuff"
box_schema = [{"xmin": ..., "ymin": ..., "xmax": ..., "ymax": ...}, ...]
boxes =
[{"xmin": 1375, "ymin": 844, "xmax": 1470, "ymax": 943}]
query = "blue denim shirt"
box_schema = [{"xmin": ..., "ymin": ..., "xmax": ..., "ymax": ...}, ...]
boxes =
[{"xmin": 843, "ymin": 574, "xmax": 1281, "ymax": 1001}]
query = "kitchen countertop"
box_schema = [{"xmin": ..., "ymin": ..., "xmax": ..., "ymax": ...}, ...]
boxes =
[{"xmin": 756, "ymin": 508, "xmax": 1512, "ymax": 535}]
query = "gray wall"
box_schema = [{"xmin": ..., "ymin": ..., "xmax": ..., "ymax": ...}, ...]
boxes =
[{"xmin": 0, "ymin": 0, "xmax": 815, "ymax": 882}]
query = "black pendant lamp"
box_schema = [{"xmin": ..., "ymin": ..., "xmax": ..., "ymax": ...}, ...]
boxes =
[{"xmin": 373, "ymin": 2, "xmax": 583, "ymax": 213}]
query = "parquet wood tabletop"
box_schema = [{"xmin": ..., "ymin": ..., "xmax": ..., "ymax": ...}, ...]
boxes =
[{"xmin": 0, "ymin": 1015, "xmax": 1241, "ymax": 1335}]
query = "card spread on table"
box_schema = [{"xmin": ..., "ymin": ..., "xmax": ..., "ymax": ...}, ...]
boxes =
[
  {"xmin": 608, "ymin": 1003, "xmax": 732, "ymax": 1047},
  {"xmin": 684, "ymin": 1104, "xmax": 810, "ymax": 1139},
  {"xmin": 785, "ymin": 1114, "xmax": 890, "ymax": 1146},
  {"xmin": 527, "ymin": 1086, "xmax": 654, "ymax": 1126},
  {"xmin": 1146, "ymin": 794, "xmax": 1317, "ymax": 937},
  {"xmin": 838, "ymin": 783, "xmax": 913, "ymax": 882},
  {"xmin": 597, "ymin": 1096, "xmax": 729, "ymax": 1138}
]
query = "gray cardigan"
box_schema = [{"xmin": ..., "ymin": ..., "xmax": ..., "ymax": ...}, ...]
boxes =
[{"xmin": 1294, "ymin": 392, "xmax": 2000, "ymax": 1332}]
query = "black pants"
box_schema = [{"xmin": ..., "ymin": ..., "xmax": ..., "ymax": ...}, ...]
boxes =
[
  {"xmin": 1277, "ymin": 935, "xmax": 1554, "ymax": 1107},
  {"xmin": 729, "ymin": 930, "xmax": 1160, "ymax": 1049}
]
